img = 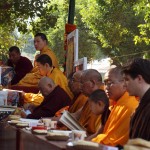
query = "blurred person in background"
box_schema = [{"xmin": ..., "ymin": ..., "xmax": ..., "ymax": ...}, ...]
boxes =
[{"xmin": 7, "ymin": 46, "xmax": 33, "ymax": 85}]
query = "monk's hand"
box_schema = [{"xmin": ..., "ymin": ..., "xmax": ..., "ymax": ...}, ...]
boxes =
[
  {"xmin": 13, "ymin": 107, "xmax": 23, "ymax": 115},
  {"xmin": 29, "ymin": 104, "xmax": 36, "ymax": 113},
  {"xmin": 20, "ymin": 110, "xmax": 27, "ymax": 118},
  {"xmin": 24, "ymin": 103, "xmax": 36, "ymax": 113},
  {"xmin": 23, "ymin": 103, "xmax": 30, "ymax": 110}
]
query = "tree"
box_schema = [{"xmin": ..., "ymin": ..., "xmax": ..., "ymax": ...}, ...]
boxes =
[
  {"xmin": 31, "ymin": 0, "xmax": 105, "ymax": 64},
  {"xmin": 0, "ymin": 28, "xmax": 35, "ymax": 62},
  {"xmin": 0, "ymin": 0, "xmax": 149, "ymax": 65},
  {"xmin": 133, "ymin": 0, "xmax": 150, "ymax": 45},
  {"xmin": 0, "ymin": 0, "xmax": 50, "ymax": 32},
  {"xmin": 79, "ymin": 0, "xmax": 150, "ymax": 65},
  {"xmin": 0, "ymin": 0, "xmax": 51, "ymax": 62}
]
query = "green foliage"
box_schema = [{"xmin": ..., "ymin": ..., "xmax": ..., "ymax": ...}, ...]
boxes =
[
  {"xmin": 79, "ymin": 0, "xmax": 150, "ymax": 64},
  {"xmin": 0, "ymin": 0, "xmax": 149, "ymax": 65},
  {"xmin": 0, "ymin": 27, "xmax": 35, "ymax": 63},
  {"xmin": 31, "ymin": 0, "xmax": 104, "ymax": 64},
  {"xmin": 0, "ymin": 0, "xmax": 50, "ymax": 32},
  {"xmin": 21, "ymin": 34, "xmax": 36, "ymax": 54},
  {"xmin": 133, "ymin": 0, "xmax": 150, "ymax": 45},
  {"xmin": 0, "ymin": 0, "xmax": 51, "ymax": 62}
]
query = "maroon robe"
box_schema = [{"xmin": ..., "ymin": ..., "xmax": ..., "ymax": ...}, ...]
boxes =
[
  {"xmin": 27, "ymin": 86, "xmax": 71, "ymax": 119},
  {"xmin": 7, "ymin": 56, "xmax": 33, "ymax": 85},
  {"xmin": 130, "ymin": 88, "xmax": 150, "ymax": 140}
]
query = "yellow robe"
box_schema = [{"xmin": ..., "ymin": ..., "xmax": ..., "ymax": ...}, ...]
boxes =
[
  {"xmin": 47, "ymin": 68, "xmax": 73, "ymax": 99},
  {"xmin": 69, "ymin": 93, "xmax": 87, "ymax": 113},
  {"xmin": 41, "ymin": 46, "xmax": 59, "ymax": 68},
  {"xmin": 18, "ymin": 46, "xmax": 59, "ymax": 86},
  {"xmin": 92, "ymin": 92, "xmax": 139, "ymax": 146},
  {"xmin": 24, "ymin": 68, "xmax": 73, "ymax": 105}
]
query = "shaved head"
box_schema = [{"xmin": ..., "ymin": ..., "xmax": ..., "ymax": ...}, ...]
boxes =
[
  {"xmin": 38, "ymin": 76, "xmax": 56, "ymax": 96},
  {"xmin": 82, "ymin": 69, "xmax": 102, "ymax": 83},
  {"xmin": 73, "ymin": 71, "xmax": 83, "ymax": 80},
  {"xmin": 104, "ymin": 66, "xmax": 126, "ymax": 101},
  {"xmin": 106, "ymin": 66, "xmax": 124, "ymax": 81},
  {"xmin": 69, "ymin": 71, "xmax": 83, "ymax": 95},
  {"xmin": 81, "ymin": 69, "xmax": 103, "ymax": 96},
  {"xmin": 39, "ymin": 76, "xmax": 55, "ymax": 87}
]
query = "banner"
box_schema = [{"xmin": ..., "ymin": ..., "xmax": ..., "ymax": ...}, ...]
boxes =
[{"xmin": 66, "ymin": 29, "xmax": 78, "ymax": 77}]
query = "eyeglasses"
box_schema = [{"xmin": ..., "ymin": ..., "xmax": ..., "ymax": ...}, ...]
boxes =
[{"xmin": 104, "ymin": 80, "xmax": 124, "ymax": 87}]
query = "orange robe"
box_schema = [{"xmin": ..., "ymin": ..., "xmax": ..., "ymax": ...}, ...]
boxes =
[
  {"xmin": 69, "ymin": 93, "xmax": 87, "ymax": 113},
  {"xmin": 54, "ymin": 93, "xmax": 87, "ymax": 117},
  {"xmin": 18, "ymin": 46, "xmax": 59, "ymax": 86},
  {"xmin": 78, "ymin": 100, "xmax": 101, "ymax": 135},
  {"xmin": 77, "ymin": 85, "xmax": 104, "ymax": 135},
  {"xmin": 55, "ymin": 106, "xmax": 70, "ymax": 117},
  {"xmin": 24, "ymin": 68, "xmax": 73, "ymax": 105},
  {"xmin": 92, "ymin": 92, "xmax": 139, "ymax": 146}
]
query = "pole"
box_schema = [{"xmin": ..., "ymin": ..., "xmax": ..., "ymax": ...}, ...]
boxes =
[
  {"xmin": 64, "ymin": 0, "xmax": 76, "ymax": 75},
  {"xmin": 68, "ymin": 0, "xmax": 75, "ymax": 24}
]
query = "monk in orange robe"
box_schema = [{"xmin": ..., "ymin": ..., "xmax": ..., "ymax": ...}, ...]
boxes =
[
  {"xmin": 68, "ymin": 71, "xmax": 87, "ymax": 113},
  {"xmin": 23, "ymin": 54, "xmax": 73, "ymax": 105},
  {"xmin": 54, "ymin": 71, "xmax": 87, "ymax": 117},
  {"xmin": 16, "ymin": 33, "xmax": 59, "ymax": 87},
  {"xmin": 69, "ymin": 93, "xmax": 87, "ymax": 113},
  {"xmin": 55, "ymin": 93, "xmax": 87, "ymax": 117},
  {"xmin": 71, "ymin": 69, "xmax": 104, "ymax": 135},
  {"xmin": 92, "ymin": 66, "xmax": 138, "ymax": 146}
]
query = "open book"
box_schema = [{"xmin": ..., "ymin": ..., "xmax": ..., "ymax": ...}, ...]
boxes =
[
  {"xmin": 68, "ymin": 140, "xmax": 118, "ymax": 150},
  {"xmin": 124, "ymin": 138, "xmax": 150, "ymax": 150},
  {"xmin": 59, "ymin": 111, "xmax": 85, "ymax": 131}
]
